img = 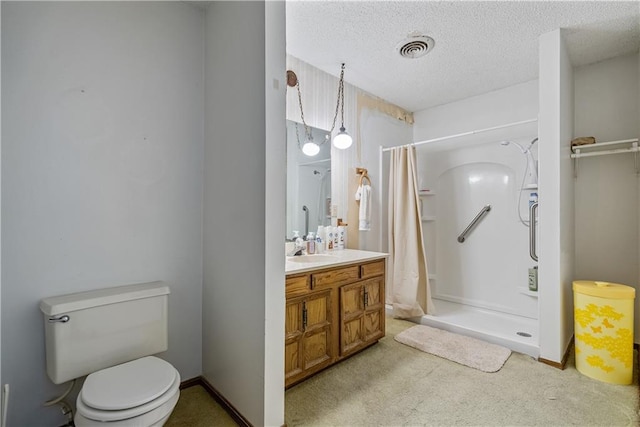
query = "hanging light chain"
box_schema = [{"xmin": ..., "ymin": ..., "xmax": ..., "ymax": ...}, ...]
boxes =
[
  {"xmin": 294, "ymin": 121, "xmax": 303, "ymax": 151},
  {"xmin": 295, "ymin": 81, "xmax": 313, "ymax": 142},
  {"xmin": 340, "ymin": 67, "xmax": 346, "ymax": 128},
  {"xmin": 329, "ymin": 63, "xmax": 346, "ymax": 134}
]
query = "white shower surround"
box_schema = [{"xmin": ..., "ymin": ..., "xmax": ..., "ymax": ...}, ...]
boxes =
[{"xmin": 403, "ymin": 136, "xmax": 540, "ymax": 358}]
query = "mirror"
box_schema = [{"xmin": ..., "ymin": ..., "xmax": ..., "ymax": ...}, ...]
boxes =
[{"xmin": 286, "ymin": 120, "xmax": 331, "ymax": 239}]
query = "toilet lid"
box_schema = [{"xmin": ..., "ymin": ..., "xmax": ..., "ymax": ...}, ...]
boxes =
[{"xmin": 81, "ymin": 356, "xmax": 177, "ymax": 410}]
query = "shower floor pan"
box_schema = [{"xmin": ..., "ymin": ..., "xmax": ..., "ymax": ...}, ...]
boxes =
[{"xmin": 387, "ymin": 299, "xmax": 539, "ymax": 359}]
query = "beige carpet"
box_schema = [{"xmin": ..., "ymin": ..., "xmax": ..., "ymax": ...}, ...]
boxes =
[
  {"xmin": 285, "ymin": 316, "xmax": 639, "ymax": 426},
  {"xmin": 164, "ymin": 317, "xmax": 639, "ymax": 426},
  {"xmin": 394, "ymin": 324, "xmax": 511, "ymax": 372},
  {"xmin": 165, "ymin": 385, "xmax": 237, "ymax": 427}
]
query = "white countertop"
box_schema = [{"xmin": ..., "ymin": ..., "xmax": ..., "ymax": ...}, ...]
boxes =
[{"xmin": 285, "ymin": 249, "xmax": 388, "ymax": 275}]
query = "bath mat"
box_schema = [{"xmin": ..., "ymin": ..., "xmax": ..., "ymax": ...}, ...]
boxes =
[{"xmin": 394, "ymin": 325, "xmax": 511, "ymax": 372}]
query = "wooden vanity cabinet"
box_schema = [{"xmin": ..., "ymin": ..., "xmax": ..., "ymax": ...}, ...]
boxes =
[
  {"xmin": 284, "ymin": 289, "xmax": 333, "ymax": 386},
  {"xmin": 340, "ymin": 276, "xmax": 385, "ymax": 357},
  {"xmin": 285, "ymin": 258, "xmax": 385, "ymax": 387}
]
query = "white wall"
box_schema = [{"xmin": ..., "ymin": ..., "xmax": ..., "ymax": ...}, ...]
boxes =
[
  {"xmin": 359, "ymin": 109, "xmax": 412, "ymax": 253},
  {"xmin": 202, "ymin": 2, "xmax": 285, "ymax": 426},
  {"xmin": 1, "ymin": 3, "xmax": 204, "ymax": 425},
  {"xmin": 573, "ymin": 53, "xmax": 639, "ymax": 341},
  {"xmin": 538, "ymin": 29, "xmax": 575, "ymax": 363},
  {"xmin": 0, "ymin": 2, "xmax": 3, "ymax": 422},
  {"xmin": 263, "ymin": 3, "xmax": 286, "ymax": 424},
  {"xmin": 413, "ymin": 80, "xmax": 539, "ymax": 144}
]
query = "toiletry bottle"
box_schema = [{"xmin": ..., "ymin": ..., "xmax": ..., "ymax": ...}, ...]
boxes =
[
  {"xmin": 333, "ymin": 226, "xmax": 339, "ymax": 250},
  {"xmin": 316, "ymin": 226, "xmax": 324, "ymax": 254},
  {"xmin": 337, "ymin": 226, "xmax": 345, "ymax": 250},
  {"xmin": 306, "ymin": 232, "xmax": 315, "ymax": 254},
  {"xmin": 327, "ymin": 228, "xmax": 334, "ymax": 251}
]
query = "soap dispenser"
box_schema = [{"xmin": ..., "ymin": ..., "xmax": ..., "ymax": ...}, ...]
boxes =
[{"xmin": 292, "ymin": 231, "xmax": 305, "ymax": 255}]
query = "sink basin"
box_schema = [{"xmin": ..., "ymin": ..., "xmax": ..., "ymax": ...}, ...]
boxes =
[{"xmin": 287, "ymin": 254, "xmax": 340, "ymax": 263}]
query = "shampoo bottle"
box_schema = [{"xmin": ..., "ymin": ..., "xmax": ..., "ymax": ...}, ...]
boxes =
[{"xmin": 316, "ymin": 226, "xmax": 324, "ymax": 254}]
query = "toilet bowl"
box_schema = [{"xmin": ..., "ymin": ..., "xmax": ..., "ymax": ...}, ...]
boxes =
[
  {"xmin": 40, "ymin": 282, "xmax": 179, "ymax": 427},
  {"xmin": 74, "ymin": 356, "xmax": 180, "ymax": 427}
]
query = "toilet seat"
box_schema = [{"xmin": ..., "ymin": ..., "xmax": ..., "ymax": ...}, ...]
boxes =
[
  {"xmin": 76, "ymin": 356, "xmax": 180, "ymax": 423},
  {"xmin": 75, "ymin": 391, "xmax": 179, "ymax": 427}
]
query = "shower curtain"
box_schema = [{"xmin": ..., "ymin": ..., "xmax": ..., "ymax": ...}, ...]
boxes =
[{"xmin": 388, "ymin": 146, "xmax": 434, "ymax": 318}]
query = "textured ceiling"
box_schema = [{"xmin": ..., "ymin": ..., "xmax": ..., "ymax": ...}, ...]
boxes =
[{"xmin": 286, "ymin": 1, "xmax": 640, "ymax": 112}]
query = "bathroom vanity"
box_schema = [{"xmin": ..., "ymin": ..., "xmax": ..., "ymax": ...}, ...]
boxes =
[{"xmin": 285, "ymin": 249, "xmax": 388, "ymax": 387}]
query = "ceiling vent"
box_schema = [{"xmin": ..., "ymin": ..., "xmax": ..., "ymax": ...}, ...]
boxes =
[{"xmin": 396, "ymin": 35, "xmax": 435, "ymax": 59}]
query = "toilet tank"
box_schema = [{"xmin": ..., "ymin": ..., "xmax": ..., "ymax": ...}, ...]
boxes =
[{"xmin": 40, "ymin": 281, "xmax": 170, "ymax": 384}]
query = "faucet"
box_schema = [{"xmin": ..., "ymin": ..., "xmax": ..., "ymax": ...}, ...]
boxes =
[
  {"xmin": 287, "ymin": 231, "xmax": 306, "ymax": 256},
  {"xmin": 302, "ymin": 205, "xmax": 309, "ymax": 237}
]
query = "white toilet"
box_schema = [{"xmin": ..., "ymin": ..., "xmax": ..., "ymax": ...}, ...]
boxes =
[{"xmin": 40, "ymin": 281, "xmax": 180, "ymax": 426}]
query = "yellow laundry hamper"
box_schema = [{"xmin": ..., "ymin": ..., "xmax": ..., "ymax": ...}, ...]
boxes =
[{"xmin": 573, "ymin": 280, "xmax": 635, "ymax": 385}]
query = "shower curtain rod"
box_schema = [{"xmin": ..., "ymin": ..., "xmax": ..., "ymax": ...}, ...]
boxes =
[{"xmin": 380, "ymin": 118, "xmax": 538, "ymax": 152}]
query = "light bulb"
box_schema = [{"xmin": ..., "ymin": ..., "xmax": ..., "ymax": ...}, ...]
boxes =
[
  {"xmin": 333, "ymin": 127, "xmax": 352, "ymax": 149},
  {"xmin": 302, "ymin": 141, "xmax": 320, "ymax": 156}
]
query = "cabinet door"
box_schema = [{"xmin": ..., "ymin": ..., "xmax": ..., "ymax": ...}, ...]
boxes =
[
  {"xmin": 302, "ymin": 290, "xmax": 332, "ymax": 372},
  {"xmin": 363, "ymin": 277, "xmax": 385, "ymax": 343},
  {"xmin": 339, "ymin": 282, "xmax": 365, "ymax": 356},
  {"xmin": 285, "ymin": 298, "xmax": 304, "ymax": 383},
  {"xmin": 285, "ymin": 290, "xmax": 332, "ymax": 387}
]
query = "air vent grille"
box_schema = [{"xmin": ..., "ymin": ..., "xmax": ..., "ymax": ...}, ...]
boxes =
[{"xmin": 397, "ymin": 35, "xmax": 435, "ymax": 59}]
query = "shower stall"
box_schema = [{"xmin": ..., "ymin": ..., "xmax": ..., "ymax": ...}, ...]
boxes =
[{"xmin": 382, "ymin": 121, "xmax": 540, "ymax": 358}]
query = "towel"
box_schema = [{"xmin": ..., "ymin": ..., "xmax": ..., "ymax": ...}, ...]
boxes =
[{"xmin": 355, "ymin": 184, "xmax": 372, "ymax": 231}]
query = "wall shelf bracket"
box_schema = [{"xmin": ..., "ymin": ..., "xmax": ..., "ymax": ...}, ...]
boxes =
[{"xmin": 570, "ymin": 138, "xmax": 639, "ymax": 177}]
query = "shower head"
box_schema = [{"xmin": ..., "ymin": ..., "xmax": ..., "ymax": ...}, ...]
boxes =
[
  {"xmin": 501, "ymin": 140, "xmax": 538, "ymax": 188},
  {"xmin": 502, "ymin": 138, "xmax": 538, "ymax": 153},
  {"xmin": 500, "ymin": 140, "xmax": 527, "ymax": 153}
]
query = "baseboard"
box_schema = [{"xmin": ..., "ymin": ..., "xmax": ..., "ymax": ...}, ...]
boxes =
[
  {"xmin": 180, "ymin": 376, "xmax": 252, "ymax": 427},
  {"xmin": 179, "ymin": 376, "xmax": 202, "ymax": 390},
  {"xmin": 538, "ymin": 336, "xmax": 574, "ymax": 370}
]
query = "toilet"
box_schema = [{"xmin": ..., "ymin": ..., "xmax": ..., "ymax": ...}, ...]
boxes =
[{"xmin": 40, "ymin": 281, "xmax": 180, "ymax": 426}]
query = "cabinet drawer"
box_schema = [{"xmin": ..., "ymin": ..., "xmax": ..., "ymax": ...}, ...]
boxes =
[
  {"xmin": 312, "ymin": 265, "xmax": 360, "ymax": 290},
  {"xmin": 360, "ymin": 260, "xmax": 385, "ymax": 279},
  {"xmin": 286, "ymin": 275, "xmax": 309, "ymax": 297}
]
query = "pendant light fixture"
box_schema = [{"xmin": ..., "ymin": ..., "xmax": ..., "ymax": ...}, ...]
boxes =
[
  {"xmin": 285, "ymin": 63, "xmax": 353, "ymax": 155},
  {"xmin": 287, "ymin": 70, "xmax": 324, "ymax": 157},
  {"xmin": 330, "ymin": 63, "xmax": 352, "ymax": 149}
]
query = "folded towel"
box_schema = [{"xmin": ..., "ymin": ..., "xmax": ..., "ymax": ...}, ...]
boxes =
[
  {"xmin": 571, "ymin": 136, "xmax": 596, "ymax": 146},
  {"xmin": 355, "ymin": 184, "xmax": 372, "ymax": 231}
]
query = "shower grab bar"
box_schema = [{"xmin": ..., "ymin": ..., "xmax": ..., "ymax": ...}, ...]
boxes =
[
  {"xmin": 529, "ymin": 202, "xmax": 538, "ymax": 261},
  {"xmin": 302, "ymin": 205, "xmax": 309, "ymax": 237},
  {"xmin": 457, "ymin": 205, "xmax": 491, "ymax": 243}
]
